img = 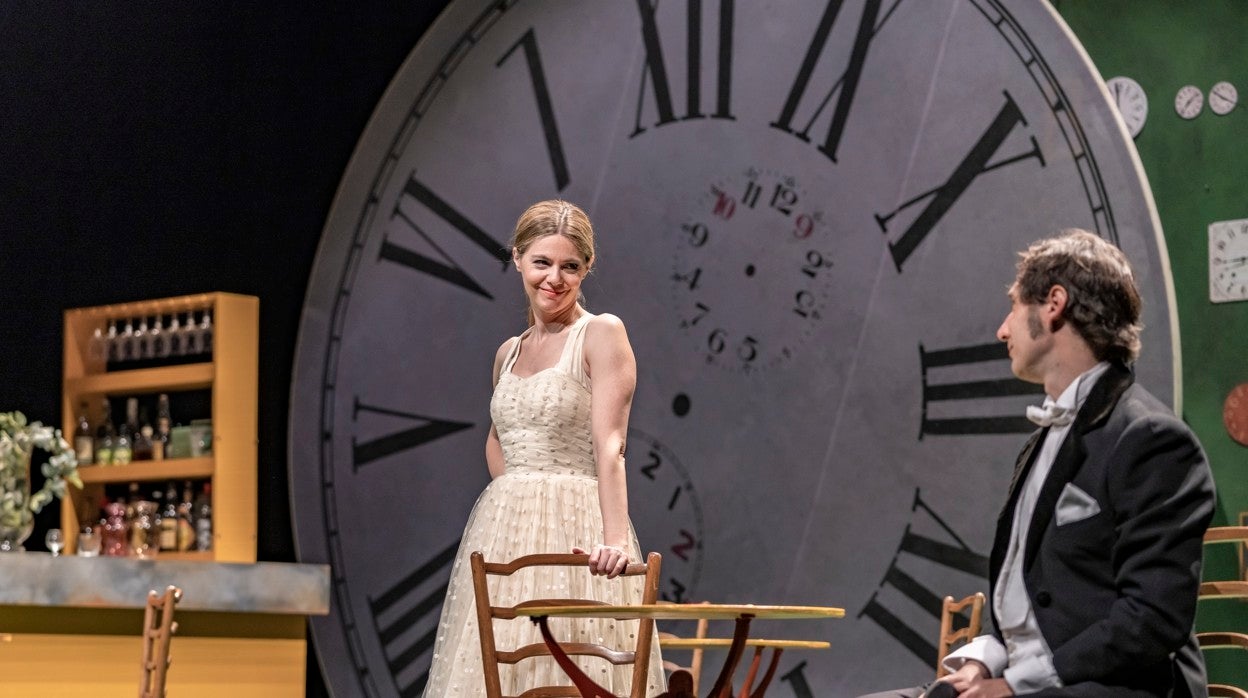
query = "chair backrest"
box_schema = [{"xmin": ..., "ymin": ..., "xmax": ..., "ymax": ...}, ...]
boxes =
[
  {"xmin": 1199, "ymin": 528, "xmax": 1248, "ymax": 697},
  {"xmin": 470, "ymin": 551, "xmax": 661, "ymax": 698},
  {"xmin": 139, "ymin": 585, "xmax": 182, "ymax": 698},
  {"xmin": 935, "ymin": 592, "xmax": 985, "ymax": 678}
]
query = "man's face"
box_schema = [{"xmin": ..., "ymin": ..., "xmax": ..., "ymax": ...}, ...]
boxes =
[{"xmin": 997, "ymin": 284, "xmax": 1051, "ymax": 384}]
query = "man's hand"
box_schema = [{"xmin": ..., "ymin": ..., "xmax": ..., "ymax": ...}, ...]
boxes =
[
  {"xmin": 923, "ymin": 662, "xmax": 1011, "ymax": 698},
  {"xmin": 956, "ymin": 678, "xmax": 1013, "ymax": 698}
]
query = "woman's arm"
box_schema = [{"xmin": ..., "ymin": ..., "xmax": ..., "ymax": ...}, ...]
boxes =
[
  {"xmin": 485, "ymin": 338, "xmax": 514, "ymax": 479},
  {"xmin": 582, "ymin": 313, "xmax": 637, "ymax": 578}
]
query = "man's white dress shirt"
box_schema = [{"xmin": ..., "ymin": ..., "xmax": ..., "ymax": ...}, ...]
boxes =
[{"xmin": 943, "ymin": 362, "xmax": 1110, "ymax": 693}]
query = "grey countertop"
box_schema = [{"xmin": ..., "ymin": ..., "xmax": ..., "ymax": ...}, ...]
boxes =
[{"xmin": 0, "ymin": 554, "xmax": 330, "ymax": 615}]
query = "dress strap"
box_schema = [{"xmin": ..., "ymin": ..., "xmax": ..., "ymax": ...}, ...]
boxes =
[
  {"xmin": 558, "ymin": 313, "xmax": 594, "ymax": 385},
  {"xmin": 500, "ymin": 330, "xmax": 529, "ymax": 375}
]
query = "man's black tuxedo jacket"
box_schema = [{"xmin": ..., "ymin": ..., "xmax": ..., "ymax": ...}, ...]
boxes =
[{"xmin": 989, "ymin": 363, "xmax": 1215, "ymax": 697}]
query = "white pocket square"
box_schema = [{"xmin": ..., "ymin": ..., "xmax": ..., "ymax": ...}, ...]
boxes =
[{"xmin": 1055, "ymin": 483, "xmax": 1101, "ymax": 526}]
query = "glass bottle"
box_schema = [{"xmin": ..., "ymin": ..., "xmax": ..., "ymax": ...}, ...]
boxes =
[
  {"xmin": 133, "ymin": 407, "xmax": 153, "ymax": 461},
  {"xmin": 195, "ymin": 482, "xmax": 213, "ymax": 552},
  {"xmin": 73, "ymin": 401, "xmax": 94, "ymax": 465},
  {"xmin": 176, "ymin": 481, "xmax": 195, "ymax": 551},
  {"xmin": 160, "ymin": 482, "xmax": 178, "ymax": 551},
  {"xmin": 94, "ymin": 397, "xmax": 115, "ymax": 465},
  {"xmin": 112, "ymin": 399, "xmax": 134, "ymax": 465},
  {"xmin": 152, "ymin": 393, "xmax": 171, "ymax": 461},
  {"xmin": 101, "ymin": 502, "xmax": 129, "ymax": 557},
  {"xmin": 130, "ymin": 500, "xmax": 159, "ymax": 558}
]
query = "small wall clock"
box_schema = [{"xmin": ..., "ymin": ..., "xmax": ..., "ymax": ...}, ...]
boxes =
[
  {"xmin": 1224, "ymin": 383, "xmax": 1248, "ymax": 447},
  {"xmin": 1210, "ymin": 218, "xmax": 1248, "ymax": 303},
  {"xmin": 1210, "ymin": 80, "xmax": 1239, "ymax": 116},
  {"xmin": 1175, "ymin": 84, "xmax": 1204, "ymax": 119},
  {"xmin": 1106, "ymin": 75, "xmax": 1147, "ymax": 138}
]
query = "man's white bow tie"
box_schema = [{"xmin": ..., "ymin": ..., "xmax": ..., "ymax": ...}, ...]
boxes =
[{"xmin": 1026, "ymin": 401, "xmax": 1075, "ymax": 428}]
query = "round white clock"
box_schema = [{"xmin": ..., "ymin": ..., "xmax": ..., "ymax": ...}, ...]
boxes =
[
  {"xmin": 1210, "ymin": 80, "xmax": 1239, "ymax": 116},
  {"xmin": 1209, "ymin": 218, "xmax": 1248, "ymax": 303},
  {"xmin": 1175, "ymin": 84, "xmax": 1204, "ymax": 119},
  {"xmin": 1105, "ymin": 76, "xmax": 1148, "ymax": 138},
  {"xmin": 289, "ymin": 1, "xmax": 1178, "ymax": 695}
]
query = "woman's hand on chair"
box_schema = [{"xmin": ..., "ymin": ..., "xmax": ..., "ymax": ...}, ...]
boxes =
[{"xmin": 572, "ymin": 545, "xmax": 630, "ymax": 578}]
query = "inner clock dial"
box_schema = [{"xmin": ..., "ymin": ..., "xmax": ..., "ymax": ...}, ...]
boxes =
[{"xmin": 671, "ymin": 167, "xmax": 833, "ymax": 373}]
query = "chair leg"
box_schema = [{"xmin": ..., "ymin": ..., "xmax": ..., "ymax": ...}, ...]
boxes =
[{"xmin": 533, "ymin": 616, "xmax": 619, "ymax": 698}]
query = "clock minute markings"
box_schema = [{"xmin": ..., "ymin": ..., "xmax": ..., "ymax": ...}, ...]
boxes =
[
  {"xmin": 379, "ymin": 176, "xmax": 511, "ymax": 299},
  {"xmin": 366, "ymin": 540, "xmax": 459, "ymax": 698},
  {"xmin": 631, "ymin": 0, "xmax": 736, "ymax": 138},
  {"xmin": 352, "ymin": 397, "xmax": 473, "ymax": 472},
  {"xmin": 875, "ymin": 91, "xmax": 1045, "ymax": 272},
  {"xmin": 859, "ymin": 489, "xmax": 989, "ymax": 667}
]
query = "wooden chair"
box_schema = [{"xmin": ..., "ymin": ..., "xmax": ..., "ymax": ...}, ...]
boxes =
[
  {"xmin": 139, "ymin": 585, "xmax": 182, "ymax": 698},
  {"xmin": 1198, "ymin": 526, "xmax": 1248, "ymax": 697},
  {"xmin": 935, "ymin": 593, "xmax": 985, "ymax": 678},
  {"xmin": 470, "ymin": 551, "xmax": 661, "ymax": 698}
]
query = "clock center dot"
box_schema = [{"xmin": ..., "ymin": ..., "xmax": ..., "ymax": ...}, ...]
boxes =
[{"xmin": 744, "ymin": 264, "xmax": 756, "ymax": 277}]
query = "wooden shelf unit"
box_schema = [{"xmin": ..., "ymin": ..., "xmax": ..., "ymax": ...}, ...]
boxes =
[{"xmin": 61, "ymin": 292, "xmax": 259, "ymax": 562}]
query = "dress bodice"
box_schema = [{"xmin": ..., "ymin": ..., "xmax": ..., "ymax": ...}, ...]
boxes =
[{"xmin": 490, "ymin": 314, "xmax": 594, "ymax": 477}]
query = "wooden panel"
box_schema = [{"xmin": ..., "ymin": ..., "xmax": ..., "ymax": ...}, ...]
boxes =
[
  {"xmin": 0, "ymin": 633, "xmax": 305, "ymax": 697},
  {"xmin": 78, "ymin": 457, "xmax": 215, "ymax": 484},
  {"xmin": 65, "ymin": 362, "xmax": 215, "ymax": 395}
]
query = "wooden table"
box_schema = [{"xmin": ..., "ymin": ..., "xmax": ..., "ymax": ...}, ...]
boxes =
[{"xmin": 516, "ymin": 603, "xmax": 842, "ymax": 698}]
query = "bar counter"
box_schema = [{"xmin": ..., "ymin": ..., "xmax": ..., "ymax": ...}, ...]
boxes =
[{"xmin": 0, "ymin": 554, "xmax": 330, "ymax": 697}]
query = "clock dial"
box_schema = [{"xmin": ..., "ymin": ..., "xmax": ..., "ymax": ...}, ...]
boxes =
[
  {"xmin": 1176, "ymin": 84, "xmax": 1204, "ymax": 119},
  {"xmin": 1210, "ymin": 80, "xmax": 1239, "ymax": 116},
  {"xmin": 673, "ymin": 168, "xmax": 833, "ymax": 373},
  {"xmin": 1209, "ymin": 218, "xmax": 1248, "ymax": 303},
  {"xmin": 289, "ymin": 1, "xmax": 1177, "ymax": 695},
  {"xmin": 1225, "ymin": 383, "xmax": 1248, "ymax": 447},
  {"xmin": 1105, "ymin": 75, "xmax": 1148, "ymax": 138}
]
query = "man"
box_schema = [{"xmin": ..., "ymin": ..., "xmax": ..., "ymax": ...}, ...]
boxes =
[{"xmin": 862, "ymin": 229, "xmax": 1215, "ymax": 697}]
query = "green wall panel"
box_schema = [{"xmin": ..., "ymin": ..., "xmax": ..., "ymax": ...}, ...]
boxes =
[{"xmin": 1055, "ymin": 0, "xmax": 1248, "ymax": 687}]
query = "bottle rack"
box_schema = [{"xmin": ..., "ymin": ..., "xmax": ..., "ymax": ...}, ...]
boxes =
[{"xmin": 61, "ymin": 292, "xmax": 258, "ymax": 562}]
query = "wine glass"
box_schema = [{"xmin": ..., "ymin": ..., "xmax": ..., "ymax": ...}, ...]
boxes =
[
  {"xmin": 165, "ymin": 313, "xmax": 182, "ymax": 356},
  {"xmin": 117, "ymin": 318, "xmax": 136, "ymax": 362},
  {"xmin": 77, "ymin": 525, "xmax": 101, "ymax": 557},
  {"xmin": 183, "ymin": 310, "xmax": 204, "ymax": 355},
  {"xmin": 149, "ymin": 315, "xmax": 167, "ymax": 358},
  {"xmin": 88, "ymin": 325, "xmax": 110, "ymax": 362},
  {"xmin": 134, "ymin": 316, "xmax": 151, "ymax": 359},
  {"xmin": 199, "ymin": 309, "xmax": 214, "ymax": 354},
  {"xmin": 105, "ymin": 320, "xmax": 122, "ymax": 362},
  {"xmin": 45, "ymin": 528, "xmax": 64, "ymax": 557}
]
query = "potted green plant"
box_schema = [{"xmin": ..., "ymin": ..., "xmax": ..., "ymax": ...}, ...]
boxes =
[{"xmin": 0, "ymin": 411, "xmax": 81, "ymax": 551}]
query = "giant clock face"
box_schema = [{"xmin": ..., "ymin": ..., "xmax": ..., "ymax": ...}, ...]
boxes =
[{"xmin": 289, "ymin": 2, "xmax": 1177, "ymax": 696}]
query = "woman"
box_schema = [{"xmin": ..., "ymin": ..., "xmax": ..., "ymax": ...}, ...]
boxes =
[{"xmin": 421, "ymin": 200, "xmax": 665, "ymax": 697}]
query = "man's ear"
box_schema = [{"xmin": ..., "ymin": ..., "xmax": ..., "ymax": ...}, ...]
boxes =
[{"xmin": 1045, "ymin": 284, "xmax": 1068, "ymax": 331}]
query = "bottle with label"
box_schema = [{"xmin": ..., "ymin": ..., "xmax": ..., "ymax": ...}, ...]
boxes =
[
  {"xmin": 133, "ymin": 407, "xmax": 153, "ymax": 461},
  {"xmin": 94, "ymin": 398, "xmax": 115, "ymax": 465},
  {"xmin": 153, "ymin": 393, "xmax": 171, "ymax": 461},
  {"xmin": 113, "ymin": 400, "xmax": 134, "ymax": 465},
  {"xmin": 195, "ymin": 482, "xmax": 213, "ymax": 552},
  {"xmin": 73, "ymin": 401, "xmax": 94, "ymax": 465},
  {"xmin": 177, "ymin": 481, "xmax": 195, "ymax": 551},
  {"xmin": 159, "ymin": 482, "xmax": 179, "ymax": 551}
]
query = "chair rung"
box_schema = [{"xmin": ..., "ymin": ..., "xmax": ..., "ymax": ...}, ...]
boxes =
[{"xmin": 497, "ymin": 642, "xmax": 636, "ymax": 665}]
